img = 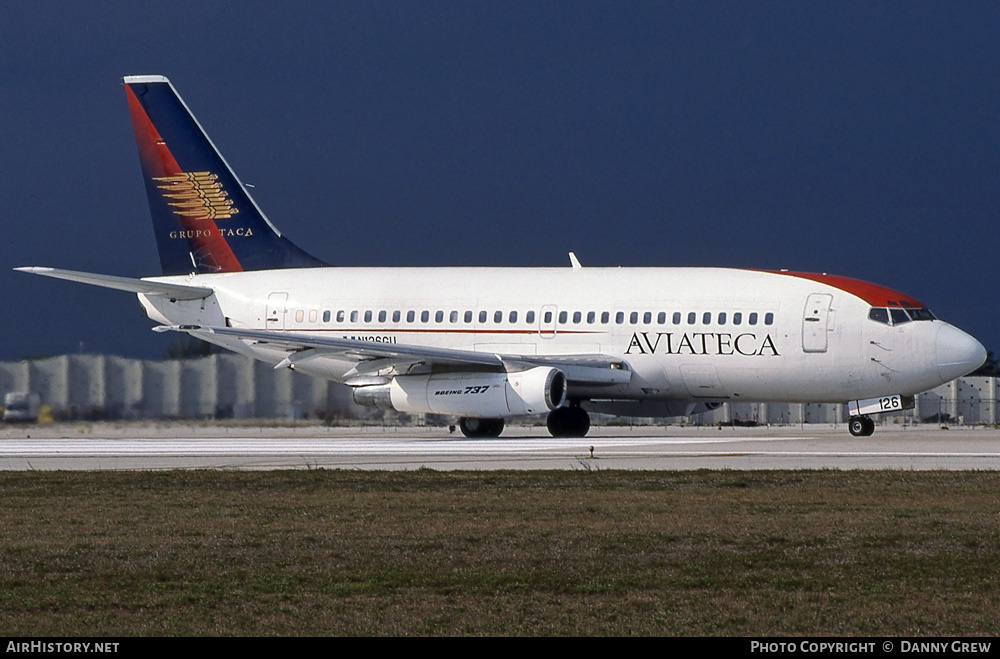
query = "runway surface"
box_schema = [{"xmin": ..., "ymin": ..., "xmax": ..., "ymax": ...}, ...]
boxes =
[{"xmin": 1, "ymin": 423, "xmax": 998, "ymax": 470}]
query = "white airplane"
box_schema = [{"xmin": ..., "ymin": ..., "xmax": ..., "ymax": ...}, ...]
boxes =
[{"xmin": 17, "ymin": 76, "xmax": 987, "ymax": 438}]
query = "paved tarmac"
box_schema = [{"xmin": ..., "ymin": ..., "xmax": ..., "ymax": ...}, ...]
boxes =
[{"xmin": 0, "ymin": 422, "xmax": 997, "ymax": 470}]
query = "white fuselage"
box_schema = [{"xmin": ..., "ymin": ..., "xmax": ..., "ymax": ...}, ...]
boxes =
[{"xmin": 137, "ymin": 266, "xmax": 980, "ymax": 406}]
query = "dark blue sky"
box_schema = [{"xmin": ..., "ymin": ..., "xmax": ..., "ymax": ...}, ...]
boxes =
[{"xmin": 2, "ymin": 2, "xmax": 997, "ymax": 360}]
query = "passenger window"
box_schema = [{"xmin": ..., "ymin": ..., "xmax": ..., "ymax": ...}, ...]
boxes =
[
  {"xmin": 749, "ymin": 313, "xmax": 758, "ymax": 325},
  {"xmin": 392, "ymin": 310, "xmax": 401, "ymax": 322},
  {"xmin": 378, "ymin": 310, "xmax": 386, "ymax": 323},
  {"xmin": 687, "ymin": 312, "xmax": 696, "ymax": 325},
  {"xmin": 509, "ymin": 311, "xmax": 518, "ymax": 323},
  {"xmin": 764, "ymin": 312, "xmax": 774, "ymax": 325},
  {"xmin": 601, "ymin": 311, "xmax": 610, "ymax": 324},
  {"xmin": 718, "ymin": 312, "xmax": 726, "ymax": 325},
  {"xmin": 364, "ymin": 310, "xmax": 372, "ymax": 322},
  {"xmin": 351, "ymin": 311, "xmax": 358, "ymax": 323},
  {"xmin": 630, "ymin": 312, "xmax": 638, "ymax": 324},
  {"xmin": 733, "ymin": 312, "xmax": 742, "ymax": 325},
  {"xmin": 587, "ymin": 311, "xmax": 596, "ymax": 324},
  {"xmin": 657, "ymin": 312, "xmax": 666, "ymax": 324},
  {"xmin": 450, "ymin": 310, "xmax": 459, "ymax": 323},
  {"xmin": 309, "ymin": 310, "xmax": 317, "ymax": 323},
  {"xmin": 868, "ymin": 308, "xmax": 890, "ymax": 324},
  {"xmin": 323, "ymin": 310, "xmax": 331, "ymax": 323},
  {"xmin": 673, "ymin": 312, "xmax": 681, "ymax": 325},
  {"xmin": 479, "ymin": 310, "xmax": 487, "ymax": 323},
  {"xmin": 544, "ymin": 311, "xmax": 552, "ymax": 323},
  {"xmin": 337, "ymin": 310, "xmax": 345, "ymax": 322},
  {"xmin": 465, "ymin": 311, "xmax": 473, "ymax": 323},
  {"xmin": 558, "ymin": 311, "xmax": 567, "ymax": 324},
  {"xmin": 573, "ymin": 311, "xmax": 582, "ymax": 324},
  {"xmin": 702, "ymin": 312, "xmax": 711, "ymax": 325},
  {"xmin": 496, "ymin": 311, "xmax": 504, "ymax": 323},
  {"xmin": 435, "ymin": 311, "xmax": 444, "ymax": 323},
  {"xmin": 421, "ymin": 311, "xmax": 429, "ymax": 323},
  {"xmin": 295, "ymin": 310, "xmax": 304, "ymax": 323},
  {"xmin": 643, "ymin": 312, "xmax": 652, "ymax": 324},
  {"xmin": 527, "ymin": 311, "xmax": 536, "ymax": 324},
  {"xmin": 406, "ymin": 310, "xmax": 415, "ymax": 323},
  {"xmin": 616, "ymin": 312, "xmax": 625, "ymax": 324}
]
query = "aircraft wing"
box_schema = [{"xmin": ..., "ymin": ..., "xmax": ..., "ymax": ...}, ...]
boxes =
[{"xmin": 157, "ymin": 325, "xmax": 631, "ymax": 386}]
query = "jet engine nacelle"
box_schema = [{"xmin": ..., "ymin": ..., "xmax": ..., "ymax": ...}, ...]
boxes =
[{"xmin": 353, "ymin": 367, "xmax": 567, "ymax": 417}]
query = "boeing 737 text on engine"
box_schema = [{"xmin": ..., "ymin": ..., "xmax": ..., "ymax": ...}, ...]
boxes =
[{"xmin": 17, "ymin": 76, "xmax": 987, "ymax": 438}]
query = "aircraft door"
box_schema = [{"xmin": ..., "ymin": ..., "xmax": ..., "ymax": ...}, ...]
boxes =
[
  {"xmin": 266, "ymin": 292, "xmax": 288, "ymax": 330},
  {"xmin": 802, "ymin": 293, "xmax": 833, "ymax": 353}
]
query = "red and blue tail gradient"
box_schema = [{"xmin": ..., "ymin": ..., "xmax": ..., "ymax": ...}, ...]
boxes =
[{"xmin": 124, "ymin": 76, "xmax": 326, "ymax": 275}]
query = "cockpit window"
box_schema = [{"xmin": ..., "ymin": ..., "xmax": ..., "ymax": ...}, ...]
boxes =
[
  {"xmin": 907, "ymin": 308, "xmax": 936, "ymax": 321},
  {"xmin": 869, "ymin": 306, "xmax": 936, "ymax": 326},
  {"xmin": 890, "ymin": 308, "xmax": 911, "ymax": 325},
  {"xmin": 868, "ymin": 308, "xmax": 890, "ymax": 324}
]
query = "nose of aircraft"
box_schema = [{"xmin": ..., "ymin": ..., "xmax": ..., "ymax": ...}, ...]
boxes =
[{"xmin": 936, "ymin": 323, "xmax": 988, "ymax": 382}]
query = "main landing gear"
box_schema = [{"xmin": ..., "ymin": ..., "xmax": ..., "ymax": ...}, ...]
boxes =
[
  {"xmin": 458, "ymin": 405, "xmax": 593, "ymax": 439},
  {"xmin": 848, "ymin": 415, "xmax": 876, "ymax": 437},
  {"xmin": 546, "ymin": 405, "xmax": 591, "ymax": 438},
  {"xmin": 459, "ymin": 417, "xmax": 505, "ymax": 438}
]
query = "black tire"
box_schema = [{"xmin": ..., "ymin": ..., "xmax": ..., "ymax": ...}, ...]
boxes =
[
  {"xmin": 566, "ymin": 406, "xmax": 591, "ymax": 437},
  {"xmin": 459, "ymin": 417, "xmax": 504, "ymax": 438},
  {"xmin": 547, "ymin": 406, "xmax": 591, "ymax": 438},
  {"xmin": 484, "ymin": 418, "xmax": 505, "ymax": 437},
  {"xmin": 848, "ymin": 416, "xmax": 875, "ymax": 437}
]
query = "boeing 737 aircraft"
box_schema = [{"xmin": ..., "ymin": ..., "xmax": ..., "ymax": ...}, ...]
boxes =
[{"xmin": 17, "ymin": 76, "xmax": 987, "ymax": 438}]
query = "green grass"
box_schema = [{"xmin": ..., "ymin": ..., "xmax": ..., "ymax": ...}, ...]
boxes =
[{"xmin": 0, "ymin": 470, "xmax": 997, "ymax": 635}]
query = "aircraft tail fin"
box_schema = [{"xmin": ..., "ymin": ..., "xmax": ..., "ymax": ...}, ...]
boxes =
[{"xmin": 123, "ymin": 75, "xmax": 326, "ymax": 275}]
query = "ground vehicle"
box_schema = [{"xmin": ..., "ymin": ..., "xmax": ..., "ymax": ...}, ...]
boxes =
[{"xmin": 3, "ymin": 392, "xmax": 41, "ymax": 422}]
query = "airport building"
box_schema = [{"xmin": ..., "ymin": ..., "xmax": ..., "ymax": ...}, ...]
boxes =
[
  {"xmin": 0, "ymin": 354, "xmax": 355, "ymax": 422},
  {"xmin": 0, "ymin": 353, "xmax": 996, "ymax": 427},
  {"xmin": 706, "ymin": 375, "xmax": 997, "ymax": 428}
]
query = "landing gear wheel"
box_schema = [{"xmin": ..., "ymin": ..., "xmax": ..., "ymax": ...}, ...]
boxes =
[
  {"xmin": 459, "ymin": 417, "xmax": 505, "ymax": 438},
  {"xmin": 848, "ymin": 415, "xmax": 875, "ymax": 437},
  {"xmin": 546, "ymin": 406, "xmax": 591, "ymax": 438}
]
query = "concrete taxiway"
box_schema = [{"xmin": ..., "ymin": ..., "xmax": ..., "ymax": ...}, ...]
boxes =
[{"xmin": 0, "ymin": 422, "xmax": 998, "ymax": 470}]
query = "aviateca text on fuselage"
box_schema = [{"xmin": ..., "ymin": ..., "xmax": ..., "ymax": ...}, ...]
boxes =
[{"xmin": 17, "ymin": 76, "xmax": 987, "ymax": 438}]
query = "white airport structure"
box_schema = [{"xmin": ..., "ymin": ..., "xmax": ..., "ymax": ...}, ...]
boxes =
[
  {"xmin": 0, "ymin": 354, "xmax": 995, "ymax": 427},
  {"xmin": 0, "ymin": 354, "xmax": 353, "ymax": 422}
]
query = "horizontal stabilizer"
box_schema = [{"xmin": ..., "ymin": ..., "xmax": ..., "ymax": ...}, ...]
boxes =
[{"xmin": 14, "ymin": 267, "xmax": 213, "ymax": 300}]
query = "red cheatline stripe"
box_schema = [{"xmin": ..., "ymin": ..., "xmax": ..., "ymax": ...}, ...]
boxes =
[{"xmin": 259, "ymin": 328, "xmax": 604, "ymax": 335}]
